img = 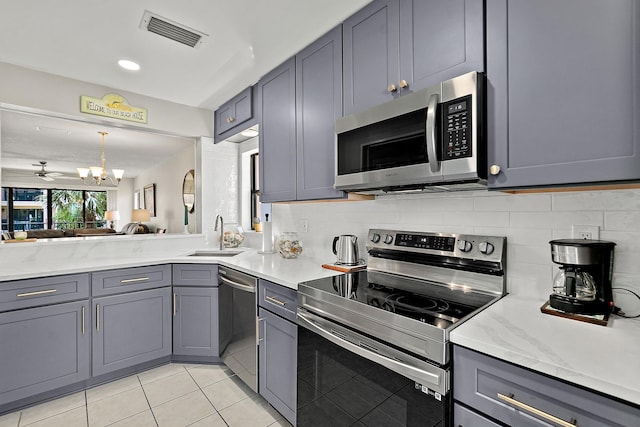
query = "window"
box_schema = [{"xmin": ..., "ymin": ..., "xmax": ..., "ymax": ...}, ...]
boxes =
[
  {"xmin": 1, "ymin": 187, "xmax": 107, "ymax": 232},
  {"xmin": 250, "ymin": 153, "xmax": 261, "ymax": 230}
]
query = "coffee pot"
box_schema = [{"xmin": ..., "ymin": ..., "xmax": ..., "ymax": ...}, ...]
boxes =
[
  {"xmin": 549, "ymin": 239, "xmax": 616, "ymax": 315},
  {"xmin": 332, "ymin": 234, "xmax": 359, "ymax": 266}
]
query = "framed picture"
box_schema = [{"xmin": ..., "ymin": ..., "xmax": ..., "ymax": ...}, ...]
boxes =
[{"xmin": 144, "ymin": 184, "xmax": 156, "ymax": 217}]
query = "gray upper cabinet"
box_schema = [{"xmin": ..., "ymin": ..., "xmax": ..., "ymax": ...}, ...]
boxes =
[
  {"xmin": 258, "ymin": 58, "xmax": 297, "ymax": 202},
  {"xmin": 92, "ymin": 287, "xmax": 172, "ymax": 377},
  {"xmin": 0, "ymin": 301, "xmax": 90, "ymax": 407},
  {"xmin": 214, "ymin": 86, "xmax": 255, "ymax": 142},
  {"xmin": 259, "ymin": 26, "xmax": 344, "ymax": 202},
  {"xmin": 296, "ymin": 26, "xmax": 344, "ymax": 200},
  {"xmin": 486, "ymin": 0, "xmax": 640, "ymax": 189},
  {"xmin": 343, "ymin": 0, "xmax": 484, "ymax": 115}
]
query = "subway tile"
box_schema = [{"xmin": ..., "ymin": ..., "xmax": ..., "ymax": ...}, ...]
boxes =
[
  {"xmin": 552, "ymin": 189, "xmax": 640, "ymax": 211},
  {"xmin": 505, "ymin": 262, "xmax": 554, "ymax": 299},
  {"xmin": 509, "ymin": 211, "xmax": 603, "ymax": 229},
  {"xmin": 474, "ymin": 193, "xmax": 551, "ymax": 212},
  {"xmin": 605, "ymin": 211, "xmax": 640, "ymax": 231},
  {"xmin": 600, "ymin": 231, "xmax": 640, "ymax": 252},
  {"xmin": 443, "ymin": 211, "xmax": 509, "ymax": 228}
]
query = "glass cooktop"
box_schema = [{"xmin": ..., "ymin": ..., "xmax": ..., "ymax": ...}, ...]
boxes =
[{"xmin": 303, "ymin": 270, "xmax": 495, "ymax": 329}]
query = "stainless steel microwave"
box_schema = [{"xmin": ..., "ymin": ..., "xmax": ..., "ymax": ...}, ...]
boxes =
[{"xmin": 334, "ymin": 71, "xmax": 486, "ymax": 193}]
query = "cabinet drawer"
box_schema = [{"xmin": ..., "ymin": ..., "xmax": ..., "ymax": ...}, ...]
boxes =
[
  {"xmin": 172, "ymin": 264, "xmax": 218, "ymax": 287},
  {"xmin": 258, "ymin": 279, "xmax": 296, "ymax": 322},
  {"xmin": 92, "ymin": 265, "xmax": 171, "ymax": 297},
  {"xmin": 454, "ymin": 403, "xmax": 500, "ymax": 427},
  {"xmin": 0, "ymin": 274, "xmax": 89, "ymax": 312},
  {"xmin": 454, "ymin": 346, "xmax": 640, "ymax": 427}
]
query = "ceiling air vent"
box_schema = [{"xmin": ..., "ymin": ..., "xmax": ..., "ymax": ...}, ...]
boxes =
[{"xmin": 139, "ymin": 10, "xmax": 208, "ymax": 48}]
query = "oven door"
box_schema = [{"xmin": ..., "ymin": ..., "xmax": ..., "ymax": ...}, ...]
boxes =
[{"xmin": 297, "ymin": 309, "xmax": 451, "ymax": 427}]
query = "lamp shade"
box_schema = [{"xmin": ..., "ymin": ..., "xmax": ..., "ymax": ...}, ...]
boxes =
[
  {"xmin": 131, "ymin": 209, "xmax": 150, "ymax": 222},
  {"xmin": 105, "ymin": 210, "xmax": 120, "ymax": 221}
]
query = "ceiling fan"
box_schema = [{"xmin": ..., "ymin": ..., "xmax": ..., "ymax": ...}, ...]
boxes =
[{"xmin": 33, "ymin": 161, "xmax": 63, "ymax": 181}]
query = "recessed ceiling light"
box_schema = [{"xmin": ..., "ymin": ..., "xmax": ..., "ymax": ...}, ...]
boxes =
[
  {"xmin": 118, "ymin": 59, "xmax": 140, "ymax": 71},
  {"xmin": 241, "ymin": 128, "xmax": 259, "ymax": 138}
]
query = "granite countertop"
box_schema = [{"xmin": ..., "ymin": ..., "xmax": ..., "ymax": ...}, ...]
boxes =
[{"xmin": 450, "ymin": 294, "xmax": 640, "ymax": 407}]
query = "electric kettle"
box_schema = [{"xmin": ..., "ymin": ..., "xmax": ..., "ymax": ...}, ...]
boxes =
[{"xmin": 332, "ymin": 235, "xmax": 359, "ymax": 266}]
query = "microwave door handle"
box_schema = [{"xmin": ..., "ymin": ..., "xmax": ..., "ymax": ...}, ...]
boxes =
[{"xmin": 426, "ymin": 93, "xmax": 441, "ymax": 173}]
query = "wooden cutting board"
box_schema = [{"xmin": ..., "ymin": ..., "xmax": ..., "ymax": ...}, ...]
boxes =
[
  {"xmin": 3, "ymin": 238, "xmax": 37, "ymax": 243},
  {"xmin": 321, "ymin": 263, "xmax": 366, "ymax": 273}
]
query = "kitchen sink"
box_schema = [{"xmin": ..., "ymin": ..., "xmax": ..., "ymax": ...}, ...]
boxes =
[{"xmin": 188, "ymin": 250, "xmax": 242, "ymax": 257}]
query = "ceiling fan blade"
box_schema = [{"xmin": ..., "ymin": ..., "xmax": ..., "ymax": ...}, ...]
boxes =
[
  {"xmin": 46, "ymin": 172, "xmax": 63, "ymax": 177},
  {"xmin": 40, "ymin": 176, "xmax": 55, "ymax": 182}
]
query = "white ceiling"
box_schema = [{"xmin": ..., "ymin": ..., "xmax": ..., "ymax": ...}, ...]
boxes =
[{"xmin": 0, "ymin": 0, "xmax": 372, "ymax": 181}]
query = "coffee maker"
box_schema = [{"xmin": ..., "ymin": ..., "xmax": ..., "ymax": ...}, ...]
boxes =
[{"xmin": 549, "ymin": 239, "xmax": 616, "ymax": 315}]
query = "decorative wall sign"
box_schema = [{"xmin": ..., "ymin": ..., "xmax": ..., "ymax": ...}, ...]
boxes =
[{"xmin": 80, "ymin": 93, "xmax": 148, "ymax": 123}]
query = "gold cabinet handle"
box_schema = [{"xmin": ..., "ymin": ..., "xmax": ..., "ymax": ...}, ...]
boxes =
[
  {"xmin": 387, "ymin": 83, "xmax": 397, "ymax": 93},
  {"xmin": 17, "ymin": 289, "xmax": 57, "ymax": 297},
  {"xmin": 81, "ymin": 306, "xmax": 85, "ymax": 335},
  {"xmin": 96, "ymin": 304, "xmax": 100, "ymax": 331},
  {"xmin": 497, "ymin": 393, "xmax": 578, "ymax": 427},
  {"xmin": 226, "ymin": 116, "xmax": 235, "ymax": 123},
  {"xmin": 490, "ymin": 165, "xmax": 501, "ymax": 176},
  {"xmin": 173, "ymin": 293, "xmax": 177, "ymax": 317},
  {"xmin": 399, "ymin": 79, "xmax": 408, "ymax": 89},
  {"xmin": 265, "ymin": 295, "xmax": 286, "ymax": 306},
  {"xmin": 120, "ymin": 277, "xmax": 149, "ymax": 284}
]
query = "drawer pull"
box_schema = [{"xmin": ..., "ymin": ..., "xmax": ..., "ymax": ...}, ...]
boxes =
[
  {"xmin": 17, "ymin": 289, "xmax": 57, "ymax": 297},
  {"xmin": 173, "ymin": 293, "xmax": 177, "ymax": 317},
  {"xmin": 265, "ymin": 295, "xmax": 286, "ymax": 306},
  {"xmin": 497, "ymin": 393, "xmax": 578, "ymax": 427},
  {"xmin": 96, "ymin": 304, "xmax": 100, "ymax": 331},
  {"xmin": 120, "ymin": 277, "xmax": 149, "ymax": 284},
  {"xmin": 81, "ymin": 306, "xmax": 85, "ymax": 335}
]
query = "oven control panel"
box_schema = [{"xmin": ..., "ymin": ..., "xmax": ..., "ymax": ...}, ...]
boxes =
[{"xmin": 367, "ymin": 229, "xmax": 505, "ymax": 263}]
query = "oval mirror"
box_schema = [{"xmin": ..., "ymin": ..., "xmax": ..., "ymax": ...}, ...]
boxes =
[{"xmin": 182, "ymin": 169, "xmax": 195, "ymax": 213}]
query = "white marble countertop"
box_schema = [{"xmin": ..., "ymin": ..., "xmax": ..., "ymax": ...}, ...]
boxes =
[{"xmin": 450, "ymin": 294, "xmax": 640, "ymax": 407}]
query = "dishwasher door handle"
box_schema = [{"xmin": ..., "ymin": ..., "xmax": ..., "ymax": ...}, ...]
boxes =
[{"xmin": 219, "ymin": 275, "xmax": 256, "ymax": 293}]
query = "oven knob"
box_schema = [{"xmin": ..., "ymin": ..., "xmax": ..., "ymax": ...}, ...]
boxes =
[
  {"xmin": 371, "ymin": 233, "xmax": 381, "ymax": 243},
  {"xmin": 479, "ymin": 241, "xmax": 495, "ymax": 255},
  {"xmin": 458, "ymin": 240, "xmax": 472, "ymax": 252},
  {"xmin": 384, "ymin": 234, "xmax": 394, "ymax": 244}
]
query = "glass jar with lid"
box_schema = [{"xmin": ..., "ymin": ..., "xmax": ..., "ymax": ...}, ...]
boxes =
[
  {"xmin": 221, "ymin": 223, "xmax": 245, "ymax": 248},
  {"xmin": 277, "ymin": 232, "xmax": 303, "ymax": 258}
]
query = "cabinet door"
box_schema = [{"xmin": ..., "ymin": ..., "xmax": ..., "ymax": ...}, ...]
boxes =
[
  {"xmin": 214, "ymin": 87, "xmax": 253, "ymax": 137},
  {"xmin": 487, "ymin": 0, "xmax": 640, "ymax": 188},
  {"xmin": 343, "ymin": 0, "xmax": 400, "ymax": 115},
  {"xmin": 172, "ymin": 287, "xmax": 219, "ymax": 357},
  {"xmin": 258, "ymin": 308, "xmax": 297, "ymax": 425},
  {"xmin": 258, "ymin": 58, "xmax": 297, "ymax": 202},
  {"xmin": 0, "ymin": 301, "xmax": 89, "ymax": 406},
  {"xmin": 296, "ymin": 26, "xmax": 345, "ymax": 201},
  {"xmin": 92, "ymin": 287, "xmax": 171, "ymax": 376},
  {"xmin": 398, "ymin": 0, "xmax": 484, "ymax": 94},
  {"xmin": 454, "ymin": 403, "xmax": 501, "ymax": 427}
]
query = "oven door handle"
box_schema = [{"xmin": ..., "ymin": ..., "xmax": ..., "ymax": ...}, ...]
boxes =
[
  {"xmin": 426, "ymin": 93, "xmax": 441, "ymax": 173},
  {"xmin": 297, "ymin": 311, "xmax": 441, "ymax": 388}
]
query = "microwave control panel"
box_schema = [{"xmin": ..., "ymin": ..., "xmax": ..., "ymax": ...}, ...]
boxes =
[{"xmin": 442, "ymin": 95, "xmax": 472, "ymax": 160}]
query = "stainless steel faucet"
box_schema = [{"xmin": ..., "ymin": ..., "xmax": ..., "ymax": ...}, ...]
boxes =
[{"xmin": 214, "ymin": 214, "xmax": 224, "ymax": 250}]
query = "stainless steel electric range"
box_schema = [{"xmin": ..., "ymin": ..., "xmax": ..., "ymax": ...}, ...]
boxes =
[{"xmin": 296, "ymin": 229, "xmax": 507, "ymax": 427}]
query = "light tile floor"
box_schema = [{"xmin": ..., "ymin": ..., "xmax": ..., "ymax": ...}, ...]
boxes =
[{"xmin": 0, "ymin": 364, "xmax": 293, "ymax": 427}]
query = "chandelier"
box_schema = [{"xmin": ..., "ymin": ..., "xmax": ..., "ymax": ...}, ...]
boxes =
[{"xmin": 77, "ymin": 131, "xmax": 124, "ymax": 185}]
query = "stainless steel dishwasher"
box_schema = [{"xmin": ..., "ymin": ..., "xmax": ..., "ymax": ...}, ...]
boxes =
[{"xmin": 217, "ymin": 266, "xmax": 258, "ymax": 392}]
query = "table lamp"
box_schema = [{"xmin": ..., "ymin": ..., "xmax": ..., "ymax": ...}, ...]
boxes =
[
  {"xmin": 131, "ymin": 209, "xmax": 150, "ymax": 233},
  {"xmin": 105, "ymin": 210, "xmax": 120, "ymax": 229}
]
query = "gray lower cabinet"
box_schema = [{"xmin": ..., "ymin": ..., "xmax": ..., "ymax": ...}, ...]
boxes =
[
  {"xmin": 343, "ymin": 0, "xmax": 484, "ymax": 115},
  {"xmin": 92, "ymin": 287, "xmax": 172, "ymax": 377},
  {"xmin": 486, "ymin": 0, "xmax": 640, "ymax": 189},
  {"xmin": 257, "ymin": 280, "xmax": 297, "ymax": 425},
  {"xmin": 0, "ymin": 300, "xmax": 90, "ymax": 407},
  {"xmin": 454, "ymin": 345, "xmax": 640, "ymax": 427},
  {"xmin": 259, "ymin": 26, "xmax": 344, "ymax": 202},
  {"xmin": 172, "ymin": 286, "xmax": 219, "ymax": 357}
]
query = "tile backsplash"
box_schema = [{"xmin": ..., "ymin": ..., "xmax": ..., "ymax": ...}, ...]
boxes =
[{"xmin": 272, "ymin": 188, "xmax": 640, "ymax": 315}]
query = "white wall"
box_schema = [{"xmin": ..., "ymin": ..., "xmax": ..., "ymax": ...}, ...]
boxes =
[
  {"xmin": 271, "ymin": 189, "xmax": 640, "ymax": 315},
  {"xmin": 134, "ymin": 144, "xmax": 195, "ymax": 233}
]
